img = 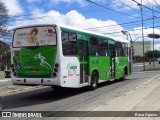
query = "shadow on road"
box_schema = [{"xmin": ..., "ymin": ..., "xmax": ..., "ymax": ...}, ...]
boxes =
[
  {"xmin": 2, "ymin": 74, "xmax": 155, "ymax": 110},
  {"xmin": 2, "ymin": 79, "xmax": 125, "ymax": 110}
]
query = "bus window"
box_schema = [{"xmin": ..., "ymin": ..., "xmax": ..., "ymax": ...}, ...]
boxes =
[
  {"xmin": 90, "ymin": 37, "xmax": 98, "ymax": 56},
  {"xmin": 13, "ymin": 26, "xmax": 56, "ymax": 47},
  {"xmin": 98, "ymin": 39, "xmax": 108, "ymax": 56},
  {"xmin": 62, "ymin": 31, "xmax": 78, "ymax": 56},
  {"xmin": 115, "ymin": 41, "xmax": 124, "ymax": 56},
  {"xmin": 122, "ymin": 43, "xmax": 128, "ymax": 56}
]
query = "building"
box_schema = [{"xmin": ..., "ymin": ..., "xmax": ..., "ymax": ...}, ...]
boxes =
[{"xmin": 132, "ymin": 41, "xmax": 153, "ymax": 62}]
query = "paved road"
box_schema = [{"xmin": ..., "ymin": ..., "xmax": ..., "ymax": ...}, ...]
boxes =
[
  {"xmin": 1, "ymin": 71, "xmax": 160, "ymax": 120},
  {"xmin": 133, "ymin": 61, "xmax": 160, "ymax": 72},
  {"xmin": 0, "ymin": 62, "xmax": 160, "ymax": 119}
]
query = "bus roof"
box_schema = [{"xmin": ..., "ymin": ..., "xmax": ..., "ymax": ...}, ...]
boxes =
[
  {"xmin": 59, "ymin": 24, "xmax": 130, "ymax": 44},
  {"xmin": 13, "ymin": 23, "xmax": 130, "ymax": 44}
]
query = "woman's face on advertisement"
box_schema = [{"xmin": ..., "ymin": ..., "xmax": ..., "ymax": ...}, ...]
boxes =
[{"xmin": 32, "ymin": 31, "xmax": 36, "ymax": 35}]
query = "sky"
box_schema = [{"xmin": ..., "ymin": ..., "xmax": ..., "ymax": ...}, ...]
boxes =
[{"xmin": 1, "ymin": 0, "xmax": 160, "ymax": 49}]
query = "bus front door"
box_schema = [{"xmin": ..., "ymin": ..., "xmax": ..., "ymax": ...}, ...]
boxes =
[
  {"xmin": 109, "ymin": 44, "xmax": 115, "ymax": 79},
  {"xmin": 78, "ymin": 41, "xmax": 89, "ymax": 84}
]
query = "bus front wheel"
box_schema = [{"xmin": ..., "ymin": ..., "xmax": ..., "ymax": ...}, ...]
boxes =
[{"xmin": 89, "ymin": 72, "xmax": 98, "ymax": 90}]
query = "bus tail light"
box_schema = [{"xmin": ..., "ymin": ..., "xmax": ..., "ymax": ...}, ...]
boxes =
[
  {"xmin": 53, "ymin": 72, "xmax": 56, "ymax": 77},
  {"xmin": 11, "ymin": 64, "xmax": 14, "ymax": 68},
  {"xmin": 55, "ymin": 63, "xmax": 59, "ymax": 68},
  {"xmin": 12, "ymin": 68, "xmax": 15, "ymax": 72},
  {"xmin": 11, "ymin": 64, "xmax": 17, "ymax": 77},
  {"xmin": 13, "ymin": 51, "xmax": 19, "ymax": 57},
  {"xmin": 52, "ymin": 63, "xmax": 59, "ymax": 77},
  {"xmin": 14, "ymin": 72, "xmax": 17, "ymax": 76},
  {"xmin": 54, "ymin": 68, "xmax": 58, "ymax": 72}
]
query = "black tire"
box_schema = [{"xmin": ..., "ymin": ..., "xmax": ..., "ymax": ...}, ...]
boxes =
[
  {"xmin": 120, "ymin": 70, "xmax": 127, "ymax": 81},
  {"xmin": 89, "ymin": 72, "xmax": 98, "ymax": 90}
]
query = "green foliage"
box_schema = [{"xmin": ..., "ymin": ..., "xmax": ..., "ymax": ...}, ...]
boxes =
[
  {"xmin": 145, "ymin": 50, "xmax": 160, "ymax": 58},
  {"xmin": 0, "ymin": 2, "xmax": 9, "ymax": 38},
  {"xmin": 0, "ymin": 42, "xmax": 10, "ymax": 70},
  {"xmin": 0, "ymin": 71, "xmax": 4, "ymax": 78}
]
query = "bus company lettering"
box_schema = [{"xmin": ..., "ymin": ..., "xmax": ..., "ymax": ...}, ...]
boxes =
[{"xmin": 66, "ymin": 63, "xmax": 77, "ymax": 76}]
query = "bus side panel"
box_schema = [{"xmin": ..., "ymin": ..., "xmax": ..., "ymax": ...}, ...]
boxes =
[
  {"xmin": 115, "ymin": 56, "xmax": 129, "ymax": 79},
  {"xmin": 60, "ymin": 57, "xmax": 80, "ymax": 88},
  {"xmin": 98, "ymin": 57, "xmax": 110, "ymax": 81},
  {"xmin": 89, "ymin": 56, "xmax": 99, "ymax": 76}
]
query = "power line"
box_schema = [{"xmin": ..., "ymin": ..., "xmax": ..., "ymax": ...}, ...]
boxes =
[
  {"xmin": 7, "ymin": 3, "xmax": 112, "ymax": 19},
  {"xmin": 86, "ymin": 0, "xmax": 141, "ymax": 18},
  {"xmin": 115, "ymin": 0, "xmax": 141, "ymax": 14},
  {"xmin": 9, "ymin": 14, "xmax": 159, "ymax": 30},
  {"xmin": 85, "ymin": 16, "xmax": 160, "ymax": 30},
  {"xmin": 103, "ymin": 25, "xmax": 160, "ymax": 35},
  {"xmin": 152, "ymin": 0, "xmax": 160, "ymax": 9},
  {"xmin": 132, "ymin": 0, "xmax": 160, "ymax": 14}
]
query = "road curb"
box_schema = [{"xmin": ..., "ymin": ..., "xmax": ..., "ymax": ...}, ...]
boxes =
[
  {"xmin": 0, "ymin": 78, "xmax": 11, "ymax": 82},
  {"xmin": 0, "ymin": 85, "xmax": 47, "ymax": 96}
]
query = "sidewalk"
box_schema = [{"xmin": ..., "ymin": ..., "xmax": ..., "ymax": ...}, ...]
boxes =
[
  {"xmin": 78, "ymin": 75, "xmax": 160, "ymax": 120},
  {"xmin": 0, "ymin": 78, "xmax": 44, "ymax": 96},
  {"xmin": 0, "ymin": 78, "xmax": 11, "ymax": 81}
]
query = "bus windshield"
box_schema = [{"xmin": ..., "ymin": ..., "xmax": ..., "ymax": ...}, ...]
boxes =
[{"xmin": 13, "ymin": 26, "xmax": 56, "ymax": 47}]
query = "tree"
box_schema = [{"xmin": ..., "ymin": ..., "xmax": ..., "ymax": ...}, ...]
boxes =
[
  {"xmin": 0, "ymin": 2, "xmax": 10, "ymax": 71},
  {"xmin": 145, "ymin": 50, "xmax": 160, "ymax": 59},
  {"xmin": 0, "ymin": 2, "xmax": 9, "ymax": 38}
]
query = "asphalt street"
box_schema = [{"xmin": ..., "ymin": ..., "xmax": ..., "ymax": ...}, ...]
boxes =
[
  {"xmin": 0, "ymin": 71, "xmax": 159, "ymax": 120},
  {"xmin": 0, "ymin": 62, "xmax": 160, "ymax": 120}
]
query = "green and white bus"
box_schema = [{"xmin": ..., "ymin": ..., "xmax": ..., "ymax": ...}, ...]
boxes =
[{"xmin": 11, "ymin": 24, "xmax": 131, "ymax": 90}]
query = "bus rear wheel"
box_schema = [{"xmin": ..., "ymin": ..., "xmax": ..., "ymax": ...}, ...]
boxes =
[{"xmin": 89, "ymin": 72, "xmax": 98, "ymax": 90}]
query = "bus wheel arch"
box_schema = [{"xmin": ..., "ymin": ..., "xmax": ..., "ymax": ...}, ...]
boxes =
[
  {"xmin": 89, "ymin": 70, "xmax": 99, "ymax": 90},
  {"xmin": 124, "ymin": 66, "xmax": 128, "ymax": 76},
  {"xmin": 120, "ymin": 66, "xmax": 127, "ymax": 81}
]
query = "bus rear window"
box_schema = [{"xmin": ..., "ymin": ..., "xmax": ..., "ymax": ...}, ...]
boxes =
[{"xmin": 13, "ymin": 26, "xmax": 56, "ymax": 47}]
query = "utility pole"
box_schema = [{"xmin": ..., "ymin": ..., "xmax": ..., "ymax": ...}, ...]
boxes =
[
  {"xmin": 139, "ymin": 0, "xmax": 145, "ymax": 71},
  {"xmin": 152, "ymin": 5, "xmax": 155, "ymax": 67},
  {"xmin": 132, "ymin": 0, "xmax": 145, "ymax": 71}
]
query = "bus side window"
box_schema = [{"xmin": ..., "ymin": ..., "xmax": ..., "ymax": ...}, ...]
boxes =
[
  {"xmin": 115, "ymin": 41, "xmax": 124, "ymax": 56},
  {"xmin": 90, "ymin": 37, "xmax": 98, "ymax": 56},
  {"xmin": 123, "ymin": 43, "xmax": 128, "ymax": 57},
  {"xmin": 61, "ymin": 31, "xmax": 78, "ymax": 56},
  {"xmin": 98, "ymin": 38, "xmax": 108, "ymax": 56}
]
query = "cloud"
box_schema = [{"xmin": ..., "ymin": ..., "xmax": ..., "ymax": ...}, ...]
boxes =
[
  {"xmin": 112, "ymin": 0, "xmax": 160, "ymax": 11},
  {"xmin": 128, "ymin": 27, "xmax": 160, "ymax": 42},
  {"xmin": 26, "ymin": 0, "xmax": 88, "ymax": 7},
  {"xmin": 1, "ymin": 0, "xmax": 23, "ymax": 15},
  {"xmin": 26, "ymin": 0, "xmax": 39, "ymax": 3},
  {"xmin": 49, "ymin": 0, "xmax": 87, "ymax": 6},
  {"xmin": 9, "ymin": 10, "xmax": 124, "ymax": 39},
  {"xmin": 9, "ymin": 9, "xmax": 160, "ymax": 42}
]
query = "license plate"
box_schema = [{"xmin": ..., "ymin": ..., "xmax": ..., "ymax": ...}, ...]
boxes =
[{"xmin": 30, "ymin": 70, "xmax": 38, "ymax": 73}]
